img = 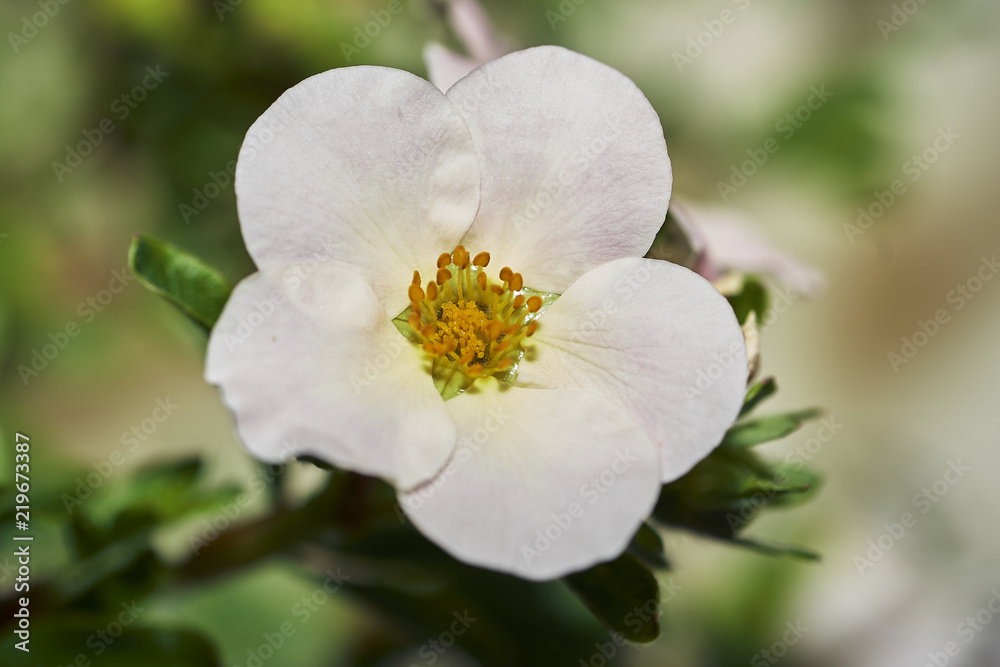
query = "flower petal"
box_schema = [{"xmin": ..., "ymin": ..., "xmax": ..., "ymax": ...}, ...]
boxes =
[
  {"xmin": 423, "ymin": 42, "xmax": 479, "ymax": 93},
  {"xmin": 517, "ymin": 258, "xmax": 747, "ymax": 483},
  {"xmin": 400, "ymin": 384, "xmax": 660, "ymax": 580},
  {"xmin": 235, "ymin": 66, "xmax": 481, "ymax": 316},
  {"xmin": 684, "ymin": 204, "xmax": 825, "ymax": 296},
  {"xmin": 206, "ymin": 266, "xmax": 455, "ymax": 489},
  {"xmin": 446, "ymin": 46, "xmax": 672, "ymax": 293},
  {"xmin": 447, "ymin": 0, "xmax": 507, "ymax": 62}
]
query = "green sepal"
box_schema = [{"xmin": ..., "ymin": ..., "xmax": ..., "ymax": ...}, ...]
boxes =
[
  {"xmin": 626, "ymin": 522, "xmax": 670, "ymax": 570},
  {"xmin": 740, "ymin": 376, "xmax": 778, "ymax": 417},
  {"xmin": 721, "ymin": 409, "xmax": 822, "ymax": 449},
  {"xmin": 129, "ymin": 234, "xmax": 233, "ymax": 332},
  {"xmin": 651, "ymin": 445, "xmax": 821, "ymax": 560},
  {"xmin": 726, "ymin": 275, "xmax": 769, "ymax": 325}
]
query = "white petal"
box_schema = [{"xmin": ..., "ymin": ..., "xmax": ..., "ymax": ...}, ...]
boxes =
[
  {"xmin": 447, "ymin": 46, "xmax": 671, "ymax": 293},
  {"xmin": 206, "ymin": 266, "xmax": 455, "ymax": 490},
  {"xmin": 400, "ymin": 384, "xmax": 660, "ymax": 580},
  {"xmin": 423, "ymin": 42, "xmax": 479, "ymax": 93},
  {"xmin": 687, "ymin": 205, "xmax": 825, "ymax": 296},
  {"xmin": 235, "ymin": 66, "xmax": 481, "ymax": 316},
  {"xmin": 517, "ymin": 258, "xmax": 747, "ymax": 483},
  {"xmin": 447, "ymin": 0, "xmax": 507, "ymax": 62}
]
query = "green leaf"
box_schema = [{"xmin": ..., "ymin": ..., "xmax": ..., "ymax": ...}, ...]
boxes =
[
  {"xmin": 129, "ymin": 234, "xmax": 233, "ymax": 331},
  {"xmin": 731, "ymin": 537, "xmax": 822, "ymax": 562},
  {"xmin": 627, "ymin": 522, "xmax": 670, "ymax": 569},
  {"xmin": 726, "ymin": 276, "xmax": 769, "ymax": 325},
  {"xmin": 651, "ymin": 445, "xmax": 821, "ymax": 561},
  {"xmin": 740, "ymin": 377, "xmax": 778, "ymax": 417},
  {"xmin": 721, "ymin": 409, "xmax": 822, "ymax": 448},
  {"xmin": 564, "ymin": 553, "xmax": 660, "ymax": 643}
]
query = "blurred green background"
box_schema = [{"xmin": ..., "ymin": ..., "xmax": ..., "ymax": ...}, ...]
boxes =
[{"xmin": 2, "ymin": 0, "xmax": 1000, "ymax": 664}]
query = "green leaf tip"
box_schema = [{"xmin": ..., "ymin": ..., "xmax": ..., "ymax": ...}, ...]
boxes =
[
  {"xmin": 722, "ymin": 408, "xmax": 823, "ymax": 449},
  {"xmin": 129, "ymin": 234, "xmax": 233, "ymax": 332}
]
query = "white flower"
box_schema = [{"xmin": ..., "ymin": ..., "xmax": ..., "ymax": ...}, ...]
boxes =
[{"xmin": 206, "ymin": 46, "xmax": 747, "ymax": 580}]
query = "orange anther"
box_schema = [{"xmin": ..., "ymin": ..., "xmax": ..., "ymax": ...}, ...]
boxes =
[
  {"xmin": 499, "ymin": 267, "xmax": 513, "ymax": 282},
  {"xmin": 437, "ymin": 253, "xmax": 451, "ymax": 269},
  {"xmin": 473, "ymin": 251, "xmax": 490, "ymax": 267},
  {"xmin": 509, "ymin": 273, "xmax": 524, "ymax": 292},
  {"xmin": 436, "ymin": 268, "xmax": 452, "ymax": 285},
  {"xmin": 485, "ymin": 321, "xmax": 504, "ymax": 341},
  {"xmin": 408, "ymin": 284, "xmax": 425, "ymax": 303},
  {"xmin": 526, "ymin": 295, "xmax": 543, "ymax": 313},
  {"xmin": 452, "ymin": 245, "xmax": 470, "ymax": 268}
]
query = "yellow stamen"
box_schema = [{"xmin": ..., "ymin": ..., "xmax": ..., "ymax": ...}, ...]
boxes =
[{"xmin": 402, "ymin": 248, "xmax": 542, "ymax": 392}]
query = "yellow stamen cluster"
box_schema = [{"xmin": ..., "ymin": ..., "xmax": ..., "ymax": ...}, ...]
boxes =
[{"xmin": 406, "ymin": 245, "xmax": 541, "ymax": 383}]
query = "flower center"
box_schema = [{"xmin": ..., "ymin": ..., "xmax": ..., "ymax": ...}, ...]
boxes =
[{"xmin": 401, "ymin": 245, "xmax": 543, "ymax": 397}]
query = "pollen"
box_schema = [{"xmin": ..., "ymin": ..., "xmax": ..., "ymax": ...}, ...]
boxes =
[{"xmin": 403, "ymin": 245, "xmax": 545, "ymax": 392}]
